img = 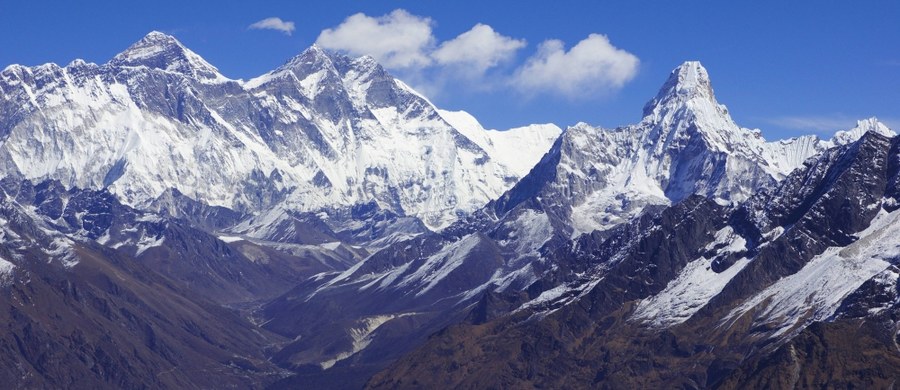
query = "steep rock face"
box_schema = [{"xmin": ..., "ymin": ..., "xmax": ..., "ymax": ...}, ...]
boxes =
[
  {"xmin": 704, "ymin": 131, "xmax": 898, "ymax": 333},
  {"xmin": 368, "ymin": 197, "xmax": 731, "ymax": 389},
  {"xmin": 257, "ymin": 61, "xmax": 847, "ymax": 386},
  {"xmin": 241, "ymin": 46, "xmax": 523, "ymax": 229},
  {"xmin": 369, "ymin": 131, "xmax": 900, "ymax": 389},
  {"xmin": 0, "ymin": 180, "xmax": 288, "ymax": 389},
  {"xmin": 0, "ymin": 32, "xmax": 557, "ymax": 232},
  {"xmin": 494, "ymin": 61, "xmax": 832, "ymax": 237},
  {"xmin": 718, "ymin": 266, "xmax": 900, "ymax": 389},
  {"xmin": 0, "ymin": 31, "xmax": 561, "ymax": 387},
  {"xmin": 0, "ymin": 35, "xmax": 288, "ymax": 215},
  {"xmin": 5, "ymin": 34, "xmax": 899, "ymax": 389},
  {"xmin": 0, "ymin": 178, "xmax": 351, "ymax": 305},
  {"xmin": 108, "ymin": 31, "xmax": 227, "ymax": 82}
]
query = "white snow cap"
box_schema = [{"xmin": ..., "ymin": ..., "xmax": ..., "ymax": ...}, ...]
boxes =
[
  {"xmin": 659, "ymin": 61, "xmax": 714, "ymax": 100},
  {"xmin": 643, "ymin": 61, "xmax": 715, "ymax": 115},
  {"xmin": 110, "ymin": 31, "xmax": 227, "ymax": 81},
  {"xmin": 638, "ymin": 61, "xmax": 733, "ymax": 131},
  {"xmin": 831, "ymin": 117, "xmax": 896, "ymax": 146}
]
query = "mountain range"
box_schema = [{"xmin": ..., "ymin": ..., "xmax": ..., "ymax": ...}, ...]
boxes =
[{"xmin": 0, "ymin": 31, "xmax": 897, "ymax": 389}]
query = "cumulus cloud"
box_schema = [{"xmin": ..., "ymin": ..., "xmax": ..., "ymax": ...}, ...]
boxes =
[
  {"xmin": 316, "ymin": 10, "xmax": 526, "ymax": 79},
  {"xmin": 316, "ymin": 10, "xmax": 435, "ymax": 69},
  {"xmin": 512, "ymin": 34, "xmax": 639, "ymax": 98},
  {"xmin": 314, "ymin": 10, "xmax": 641, "ymax": 99},
  {"xmin": 433, "ymin": 24, "xmax": 526, "ymax": 76},
  {"xmin": 248, "ymin": 17, "xmax": 296, "ymax": 35}
]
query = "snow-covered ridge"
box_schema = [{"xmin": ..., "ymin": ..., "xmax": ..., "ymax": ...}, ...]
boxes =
[
  {"xmin": 632, "ymin": 226, "xmax": 750, "ymax": 327},
  {"xmin": 438, "ymin": 109, "xmax": 562, "ymax": 177},
  {"xmin": 507, "ymin": 61, "xmax": 895, "ymax": 237},
  {"xmin": 830, "ymin": 117, "xmax": 896, "ymax": 146},
  {"xmin": 0, "ymin": 31, "xmax": 560, "ymax": 231},
  {"xmin": 724, "ymin": 207, "xmax": 900, "ymax": 338},
  {"xmin": 110, "ymin": 31, "xmax": 230, "ymax": 83},
  {"xmin": 1, "ymin": 35, "xmax": 893, "ymax": 236}
]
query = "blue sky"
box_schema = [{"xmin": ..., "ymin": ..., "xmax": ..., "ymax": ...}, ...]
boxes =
[{"xmin": 1, "ymin": 1, "xmax": 897, "ymax": 139}]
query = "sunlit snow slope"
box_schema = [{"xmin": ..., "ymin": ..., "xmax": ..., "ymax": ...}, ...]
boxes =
[{"xmin": 0, "ymin": 32, "xmax": 560, "ymax": 230}]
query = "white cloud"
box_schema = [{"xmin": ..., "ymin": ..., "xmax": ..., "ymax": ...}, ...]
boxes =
[
  {"xmin": 512, "ymin": 34, "xmax": 639, "ymax": 98},
  {"xmin": 249, "ymin": 17, "xmax": 296, "ymax": 35},
  {"xmin": 316, "ymin": 10, "xmax": 435, "ymax": 69},
  {"xmin": 433, "ymin": 24, "xmax": 526, "ymax": 76},
  {"xmin": 313, "ymin": 11, "xmax": 641, "ymax": 98}
]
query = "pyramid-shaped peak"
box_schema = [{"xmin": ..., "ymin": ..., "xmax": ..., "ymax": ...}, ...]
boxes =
[
  {"xmin": 113, "ymin": 31, "xmax": 184, "ymax": 61},
  {"xmin": 247, "ymin": 44, "xmax": 392, "ymax": 91},
  {"xmin": 246, "ymin": 44, "xmax": 347, "ymax": 89},
  {"xmin": 110, "ymin": 31, "xmax": 225, "ymax": 80},
  {"xmin": 300, "ymin": 44, "xmax": 335, "ymax": 59},
  {"xmin": 306, "ymin": 43, "xmax": 326, "ymax": 53},
  {"xmin": 642, "ymin": 61, "xmax": 719, "ymax": 118},
  {"xmin": 672, "ymin": 61, "xmax": 710, "ymax": 82},
  {"xmin": 278, "ymin": 44, "xmax": 338, "ymax": 70},
  {"xmin": 659, "ymin": 61, "xmax": 715, "ymax": 100},
  {"xmin": 280, "ymin": 44, "xmax": 386, "ymax": 77}
]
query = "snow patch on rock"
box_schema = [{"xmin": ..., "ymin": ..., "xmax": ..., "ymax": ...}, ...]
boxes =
[{"xmin": 725, "ymin": 208, "xmax": 900, "ymax": 338}]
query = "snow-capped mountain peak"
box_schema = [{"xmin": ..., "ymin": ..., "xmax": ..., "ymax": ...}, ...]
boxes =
[
  {"xmin": 244, "ymin": 44, "xmax": 348, "ymax": 93},
  {"xmin": 646, "ymin": 61, "xmax": 715, "ymax": 110},
  {"xmin": 109, "ymin": 31, "xmax": 227, "ymax": 82},
  {"xmin": 494, "ymin": 61, "xmax": 828, "ymax": 237},
  {"xmin": 831, "ymin": 117, "xmax": 896, "ymax": 146},
  {"xmin": 638, "ymin": 61, "xmax": 747, "ymax": 151},
  {"xmin": 0, "ymin": 34, "xmax": 563, "ymax": 233},
  {"xmin": 284, "ymin": 44, "xmax": 335, "ymax": 70}
]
